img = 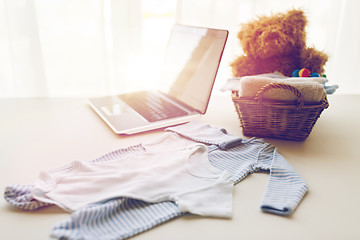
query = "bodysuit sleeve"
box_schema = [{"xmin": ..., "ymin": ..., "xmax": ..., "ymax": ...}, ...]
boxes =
[
  {"xmin": 166, "ymin": 120, "xmax": 243, "ymax": 149},
  {"xmin": 258, "ymin": 144, "xmax": 308, "ymax": 216},
  {"xmin": 168, "ymin": 121, "xmax": 308, "ymax": 216}
]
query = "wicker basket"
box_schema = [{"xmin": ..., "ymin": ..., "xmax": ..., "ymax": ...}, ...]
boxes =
[{"xmin": 231, "ymin": 83, "xmax": 329, "ymax": 141}]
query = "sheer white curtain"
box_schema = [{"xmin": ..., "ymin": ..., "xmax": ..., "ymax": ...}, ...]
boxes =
[
  {"xmin": 1, "ymin": 0, "xmax": 359, "ymax": 97},
  {"xmin": 0, "ymin": 0, "xmax": 176, "ymax": 97}
]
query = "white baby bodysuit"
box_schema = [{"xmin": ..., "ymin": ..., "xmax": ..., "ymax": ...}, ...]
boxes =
[{"xmin": 32, "ymin": 133, "xmax": 234, "ymax": 218}]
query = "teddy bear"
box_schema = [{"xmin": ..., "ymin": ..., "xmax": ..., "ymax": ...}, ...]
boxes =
[{"xmin": 230, "ymin": 9, "xmax": 329, "ymax": 77}]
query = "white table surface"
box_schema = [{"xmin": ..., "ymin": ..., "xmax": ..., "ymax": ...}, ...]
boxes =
[{"xmin": 1, "ymin": 94, "xmax": 359, "ymax": 240}]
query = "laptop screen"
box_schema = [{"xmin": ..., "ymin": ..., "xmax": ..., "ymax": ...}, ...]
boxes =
[{"xmin": 159, "ymin": 24, "xmax": 228, "ymax": 114}]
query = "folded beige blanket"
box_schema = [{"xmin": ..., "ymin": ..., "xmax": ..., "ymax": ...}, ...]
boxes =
[{"xmin": 222, "ymin": 74, "xmax": 327, "ymax": 103}]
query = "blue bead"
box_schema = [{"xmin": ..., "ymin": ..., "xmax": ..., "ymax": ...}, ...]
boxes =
[
  {"xmin": 292, "ymin": 69, "xmax": 300, "ymax": 77},
  {"xmin": 311, "ymin": 72, "xmax": 320, "ymax": 77}
]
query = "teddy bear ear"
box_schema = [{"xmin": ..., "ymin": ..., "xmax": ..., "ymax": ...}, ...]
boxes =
[{"xmin": 284, "ymin": 9, "xmax": 307, "ymax": 29}]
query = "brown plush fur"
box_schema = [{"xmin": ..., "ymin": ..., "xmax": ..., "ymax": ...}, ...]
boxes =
[{"xmin": 231, "ymin": 9, "xmax": 328, "ymax": 77}]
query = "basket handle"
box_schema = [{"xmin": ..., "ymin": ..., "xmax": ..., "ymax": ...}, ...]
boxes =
[{"xmin": 254, "ymin": 83, "xmax": 304, "ymax": 109}]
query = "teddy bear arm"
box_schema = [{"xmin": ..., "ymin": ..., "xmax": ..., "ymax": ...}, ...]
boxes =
[
  {"xmin": 301, "ymin": 47, "xmax": 329, "ymax": 74},
  {"xmin": 257, "ymin": 55, "xmax": 300, "ymax": 76},
  {"xmin": 231, "ymin": 56, "xmax": 261, "ymax": 77}
]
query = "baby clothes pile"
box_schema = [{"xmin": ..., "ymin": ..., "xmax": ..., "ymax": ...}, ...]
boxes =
[
  {"xmin": 222, "ymin": 72, "xmax": 338, "ymax": 103},
  {"xmin": 4, "ymin": 121, "xmax": 308, "ymax": 240}
]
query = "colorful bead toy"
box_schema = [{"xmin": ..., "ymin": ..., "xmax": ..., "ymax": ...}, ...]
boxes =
[
  {"xmin": 292, "ymin": 68, "xmax": 320, "ymax": 78},
  {"xmin": 292, "ymin": 69, "xmax": 339, "ymax": 95}
]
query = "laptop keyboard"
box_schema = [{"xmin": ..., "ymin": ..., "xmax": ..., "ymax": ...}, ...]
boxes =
[{"xmin": 119, "ymin": 91, "xmax": 189, "ymax": 122}]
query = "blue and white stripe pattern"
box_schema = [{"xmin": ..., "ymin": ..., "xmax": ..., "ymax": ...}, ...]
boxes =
[
  {"xmin": 52, "ymin": 198, "xmax": 182, "ymax": 240},
  {"xmin": 4, "ymin": 121, "xmax": 308, "ymax": 240},
  {"xmin": 259, "ymin": 149, "xmax": 308, "ymax": 215},
  {"xmin": 4, "ymin": 184, "xmax": 52, "ymax": 210},
  {"xmin": 166, "ymin": 121, "xmax": 243, "ymax": 150}
]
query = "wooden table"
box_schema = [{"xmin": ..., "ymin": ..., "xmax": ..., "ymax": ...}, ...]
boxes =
[{"xmin": 0, "ymin": 94, "xmax": 359, "ymax": 240}]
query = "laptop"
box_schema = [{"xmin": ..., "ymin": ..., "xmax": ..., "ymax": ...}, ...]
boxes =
[{"xmin": 88, "ymin": 24, "xmax": 228, "ymax": 135}]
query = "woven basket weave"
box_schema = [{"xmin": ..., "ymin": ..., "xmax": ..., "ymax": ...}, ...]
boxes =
[{"xmin": 231, "ymin": 83, "xmax": 329, "ymax": 141}]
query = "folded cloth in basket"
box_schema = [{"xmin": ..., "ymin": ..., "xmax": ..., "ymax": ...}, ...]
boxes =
[{"xmin": 222, "ymin": 73, "xmax": 327, "ymax": 103}]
